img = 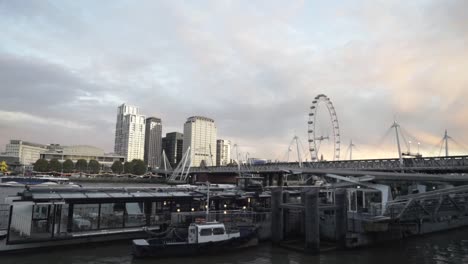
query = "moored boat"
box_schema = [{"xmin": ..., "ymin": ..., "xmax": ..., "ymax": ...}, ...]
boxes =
[{"xmin": 132, "ymin": 221, "xmax": 258, "ymax": 258}]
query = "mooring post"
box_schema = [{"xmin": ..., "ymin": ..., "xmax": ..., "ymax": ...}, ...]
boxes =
[
  {"xmin": 271, "ymin": 187, "xmax": 284, "ymax": 244},
  {"xmin": 334, "ymin": 188, "xmax": 348, "ymax": 249},
  {"xmin": 304, "ymin": 188, "xmax": 320, "ymax": 254},
  {"xmin": 277, "ymin": 173, "xmax": 284, "ymax": 187}
]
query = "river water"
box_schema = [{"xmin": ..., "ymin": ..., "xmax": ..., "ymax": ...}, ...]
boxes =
[{"xmin": 2, "ymin": 183, "xmax": 468, "ymax": 264}]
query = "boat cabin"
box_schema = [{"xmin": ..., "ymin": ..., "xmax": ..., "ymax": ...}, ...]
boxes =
[
  {"xmin": 188, "ymin": 222, "xmax": 239, "ymax": 244},
  {"xmin": 347, "ymin": 187, "xmax": 383, "ymax": 215}
]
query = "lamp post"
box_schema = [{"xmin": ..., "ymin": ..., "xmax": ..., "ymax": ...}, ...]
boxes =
[
  {"xmin": 408, "ymin": 141, "xmax": 412, "ymax": 154},
  {"xmin": 417, "ymin": 142, "xmax": 421, "ymax": 155}
]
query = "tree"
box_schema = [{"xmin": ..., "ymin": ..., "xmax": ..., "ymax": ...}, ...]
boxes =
[
  {"xmin": 88, "ymin": 160, "xmax": 100, "ymax": 174},
  {"xmin": 33, "ymin": 159, "xmax": 49, "ymax": 172},
  {"xmin": 48, "ymin": 158, "xmax": 61, "ymax": 172},
  {"xmin": 132, "ymin": 159, "xmax": 147, "ymax": 175},
  {"xmin": 111, "ymin": 161, "xmax": 123, "ymax": 174},
  {"xmin": 0, "ymin": 161, "xmax": 8, "ymax": 173},
  {"xmin": 63, "ymin": 159, "xmax": 74, "ymax": 173},
  {"xmin": 123, "ymin": 161, "xmax": 133, "ymax": 174},
  {"xmin": 75, "ymin": 159, "xmax": 88, "ymax": 172}
]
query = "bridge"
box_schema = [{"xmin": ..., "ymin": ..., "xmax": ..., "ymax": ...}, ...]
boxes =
[
  {"xmin": 185, "ymin": 155, "xmax": 468, "ymax": 174},
  {"xmin": 154, "ymin": 155, "xmax": 468, "ymax": 185}
]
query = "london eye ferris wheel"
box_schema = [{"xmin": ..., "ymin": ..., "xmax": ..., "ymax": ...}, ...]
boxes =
[{"xmin": 308, "ymin": 94, "xmax": 341, "ymax": 161}]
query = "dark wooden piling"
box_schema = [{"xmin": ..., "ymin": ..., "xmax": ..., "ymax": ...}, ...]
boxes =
[
  {"xmin": 334, "ymin": 188, "xmax": 348, "ymax": 248},
  {"xmin": 277, "ymin": 173, "xmax": 284, "ymax": 186},
  {"xmin": 304, "ymin": 188, "xmax": 320, "ymax": 254},
  {"xmin": 271, "ymin": 187, "xmax": 284, "ymax": 244}
]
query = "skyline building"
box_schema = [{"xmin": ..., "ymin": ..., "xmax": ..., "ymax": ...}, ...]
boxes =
[
  {"xmin": 41, "ymin": 145, "xmax": 124, "ymax": 169},
  {"xmin": 183, "ymin": 116, "xmax": 217, "ymax": 167},
  {"xmin": 114, "ymin": 103, "xmax": 146, "ymax": 161},
  {"xmin": 4, "ymin": 140, "xmax": 48, "ymax": 165},
  {"xmin": 144, "ymin": 117, "xmax": 163, "ymax": 169},
  {"xmin": 216, "ymin": 139, "xmax": 231, "ymax": 166},
  {"xmin": 162, "ymin": 132, "xmax": 184, "ymax": 168}
]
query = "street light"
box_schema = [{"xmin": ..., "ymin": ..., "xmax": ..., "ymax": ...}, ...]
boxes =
[{"xmin": 417, "ymin": 142, "xmax": 421, "ymax": 155}]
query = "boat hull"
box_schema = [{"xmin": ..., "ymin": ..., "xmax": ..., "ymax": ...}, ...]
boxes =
[{"xmin": 132, "ymin": 232, "xmax": 258, "ymax": 258}]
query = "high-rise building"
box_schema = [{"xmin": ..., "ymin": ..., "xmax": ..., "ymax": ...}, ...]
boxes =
[
  {"xmin": 183, "ymin": 116, "xmax": 217, "ymax": 167},
  {"xmin": 114, "ymin": 103, "xmax": 146, "ymax": 161},
  {"xmin": 5, "ymin": 140, "xmax": 48, "ymax": 165},
  {"xmin": 216, "ymin": 139, "xmax": 231, "ymax": 166},
  {"xmin": 144, "ymin": 117, "xmax": 162, "ymax": 169},
  {"xmin": 162, "ymin": 132, "xmax": 184, "ymax": 168}
]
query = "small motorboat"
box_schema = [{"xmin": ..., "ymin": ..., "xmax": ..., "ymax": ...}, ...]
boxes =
[{"xmin": 132, "ymin": 222, "xmax": 258, "ymax": 258}]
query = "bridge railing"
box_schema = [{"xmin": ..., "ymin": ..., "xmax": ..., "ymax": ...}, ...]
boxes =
[{"xmin": 178, "ymin": 155, "xmax": 468, "ymax": 174}]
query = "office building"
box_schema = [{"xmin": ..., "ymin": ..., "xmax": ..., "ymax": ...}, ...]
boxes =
[
  {"xmin": 162, "ymin": 132, "xmax": 184, "ymax": 168},
  {"xmin": 216, "ymin": 139, "xmax": 231, "ymax": 166},
  {"xmin": 40, "ymin": 145, "xmax": 125, "ymax": 168},
  {"xmin": 183, "ymin": 116, "xmax": 217, "ymax": 167},
  {"xmin": 144, "ymin": 117, "xmax": 162, "ymax": 169},
  {"xmin": 5, "ymin": 140, "xmax": 48, "ymax": 165},
  {"xmin": 114, "ymin": 104, "xmax": 146, "ymax": 161}
]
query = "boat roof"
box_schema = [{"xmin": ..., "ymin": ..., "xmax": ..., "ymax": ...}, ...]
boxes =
[
  {"xmin": 19, "ymin": 186, "xmax": 206, "ymax": 202},
  {"xmin": 192, "ymin": 222, "xmax": 225, "ymax": 229},
  {"xmin": 0, "ymin": 176, "xmax": 69, "ymax": 181}
]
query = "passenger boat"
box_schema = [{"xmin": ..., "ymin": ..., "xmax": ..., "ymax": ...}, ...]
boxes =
[
  {"xmin": 132, "ymin": 221, "xmax": 258, "ymax": 258},
  {"xmin": 0, "ymin": 185, "xmax": 269, "ymax": 253}
]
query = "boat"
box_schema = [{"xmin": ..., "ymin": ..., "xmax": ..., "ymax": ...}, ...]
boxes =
[
  {"xmin": 132, "ymin": 221, "xmax": 258, "ymax": 258},
  {"xmin": 0, "ymin": 181, "xmax": 25, "ymax": 187},
  {"xmin": 132, "ymin": 181, "xmax": 258, "ymax": 258},
  {"xmin": 0, "ymin": 175, "xmax": 71, "ymax": 186},
  {"xmin": 0, "ymin": 184, "xmax": 269, "ymax": 254}
]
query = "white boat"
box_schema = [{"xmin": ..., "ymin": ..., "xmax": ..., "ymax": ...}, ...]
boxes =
[{"xmin": 132, "ymin": 221, "xmax": 258, "ymax": 258}]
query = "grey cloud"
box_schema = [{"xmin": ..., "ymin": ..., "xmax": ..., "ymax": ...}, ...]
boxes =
[{"xmin": 1, "ymin": 1, "xmax": 468, "ymax": 159}]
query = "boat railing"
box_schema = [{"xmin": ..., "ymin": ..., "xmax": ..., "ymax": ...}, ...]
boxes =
[{"xmin": 170, "ymin": 210, "xmax": 271, "ymax": 229}]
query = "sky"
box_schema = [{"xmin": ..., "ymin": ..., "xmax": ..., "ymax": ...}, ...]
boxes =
[{"xmin": 1, "ymin": 0, "xmax": 468, "ymax": 161}]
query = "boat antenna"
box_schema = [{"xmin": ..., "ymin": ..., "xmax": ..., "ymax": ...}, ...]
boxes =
[{"xmin": 206, "ymin": 181, "xmax": 210, "ymax": 221}]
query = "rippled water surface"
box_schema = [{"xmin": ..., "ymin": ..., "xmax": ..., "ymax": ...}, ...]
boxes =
[{"xmin": 2, "ymin": 184, "xmax": 468, "ymax": 264}]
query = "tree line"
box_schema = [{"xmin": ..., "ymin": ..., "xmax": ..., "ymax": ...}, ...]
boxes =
[
  {"xmin": 33, "ymin": 158, "xmax": 147, "ymax": 175},
  {"xmin": 33, "ymin": 158, "xmax": 101, "ymax": 174},
  {"xmin": 110, "ymin": 159, "xmax": 146, "ymax": 175}
]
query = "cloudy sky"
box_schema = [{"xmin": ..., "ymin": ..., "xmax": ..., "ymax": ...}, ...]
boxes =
[{"xmin": 1, "ymin": 0, "xmax": 467, "ymax": 161}]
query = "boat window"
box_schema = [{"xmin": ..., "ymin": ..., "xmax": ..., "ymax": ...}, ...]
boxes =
[
  {"xmin": 200, "ymin": 228, "xmax": 212, "ymax": 236},
  {"xmin": 33, "ymin": 205, "xmax": 49, "ymax": 220},
  {"xmin": 124, "ymin": 202, "xmax": 146, "ymax": 227},
  {"xmin": 73, "ymin": 204, "xmax": 99, "ymax": 231},
  {"xmin": 213, "ymin": 227, "xmax": 225, "ymax": 235},
  {"xmin": 100, "ymin": 203, "xmax": 124, "ymax": 229}
]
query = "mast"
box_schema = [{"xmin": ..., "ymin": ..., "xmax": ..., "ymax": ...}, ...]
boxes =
[
  {"xmin": 206, "ymin": 181, "xmax": 210, "ymax": 220},
  {"xmin": 234, "ymin": 144, "xmax": 240, "ymax": 177},
  {"xmin": 349, "ymin": 140, "xmax": 355, "ymax": 160},
  {"xmin": 391, "ymin": 121, "xmax": 403, "ymax": 166},
  {"xmin": 294, "ymin": 136, "xmax": 302, "ymax": 168},
  {"xmin": 444, "ymin": 129, "xmax": 450, "ymax": 157}
]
